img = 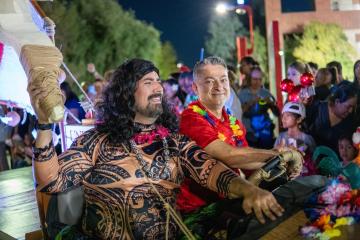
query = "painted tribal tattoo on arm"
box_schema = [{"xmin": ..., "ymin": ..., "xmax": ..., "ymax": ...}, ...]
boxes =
[
  {"xmin": 33, "ymin": 130, "xmax": 99, "ymax": 192},
  {"xmin": 177, "ymin": 135, "xmax": 239, "ymax": 197}
]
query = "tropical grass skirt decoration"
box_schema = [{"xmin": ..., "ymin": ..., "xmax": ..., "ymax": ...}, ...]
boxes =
[{"xmin": 180, "ymin": 203, "xmax": 223, "ymax": 240}]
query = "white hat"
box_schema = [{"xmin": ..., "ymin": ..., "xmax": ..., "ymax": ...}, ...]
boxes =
[{"xmin": 282, "ymin": 102, "xmax": 306, "ymax": 119}]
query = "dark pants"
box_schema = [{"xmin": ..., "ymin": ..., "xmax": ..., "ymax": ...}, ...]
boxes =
[
  {"xmin": 0, "ymin": 142, "xmax": 9, "ymax": 171},
  {"xmin": 181, "ymin": 176, "xmax": 328, "ymax": 240}
]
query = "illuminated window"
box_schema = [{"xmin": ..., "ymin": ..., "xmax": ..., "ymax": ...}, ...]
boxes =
[{"xmin": 330, "ymin": 0, "xmax": 360, "ymax": 11}]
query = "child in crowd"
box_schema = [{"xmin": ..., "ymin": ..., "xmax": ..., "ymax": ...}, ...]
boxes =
[
  {"xmin": 338, "ymin": 135, "xmax": 357, "ymax": 165},
  {"xmin": 287, "ymin": 61, "xmax": 313, "ymax": 105},
  {"xmin": 275, "ymin": 102, "xmax": 317, "ymax": 176}
]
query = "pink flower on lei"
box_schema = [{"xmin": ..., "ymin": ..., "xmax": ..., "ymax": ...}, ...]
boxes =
[
  {"xmin": 318, "ymin": 182, "xmax": 351, "ymax": 205},
  {"xmin": 132, "ymin": 125, "xmax": 170, "ymax": 145}
]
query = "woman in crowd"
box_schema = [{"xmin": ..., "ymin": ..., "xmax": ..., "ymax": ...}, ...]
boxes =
[
  {"xmin": 238, "ymin": 66, "xmax": 279, "ymax": 148},
  {"xmin": 314, "ymin": 68, "xmax": 332, "ymax": 101},
  {"xmin": 352, "ymin": 60, "xmax": 360, "ymax": 126},
  {"xmin": 162, "ymin": 78, "xmax": 184, "ymax": 116},
  {"xmin": 305, "ymin": 80, "xmax": 357, "ymax": 153},
  {"xmin": 239, "ymin": 56, "xmax": 258, "ymax": 88}
]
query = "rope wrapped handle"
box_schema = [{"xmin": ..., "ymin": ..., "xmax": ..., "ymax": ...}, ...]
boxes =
[
  {"xmin": 248, "ymin": 150, "xmax": 303, "ymax": 186},
  {"xmin": 20, "ymin": 44, "xmax": 64, "ymax": 123}
]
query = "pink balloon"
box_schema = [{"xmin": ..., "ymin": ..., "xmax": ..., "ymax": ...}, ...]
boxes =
[
  {"xmin": 6, "ymin": 111, "xmax": 21, "ymax": 127},
  {"xmin": 280, "ymin": 79, "xmax": 295, "ymax": 93}
]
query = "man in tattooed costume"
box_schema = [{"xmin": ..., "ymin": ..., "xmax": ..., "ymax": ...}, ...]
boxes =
[{"xmin": 29, "ymin": 59, "xmax": 284, "ymax": 239}]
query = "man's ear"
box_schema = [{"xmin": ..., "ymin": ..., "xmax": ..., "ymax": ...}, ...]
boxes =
[{"xmin": 192, "ymin": 82, "xmax": 198, "ymax": 95}]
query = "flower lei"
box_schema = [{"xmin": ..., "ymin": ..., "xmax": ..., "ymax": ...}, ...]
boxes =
[
  {"xmin": 300, "ymin": 178, "xmax": 360, "ymax": 239},
  {"xmin": 132, "ymin": 125, "xmax": 170, "ymax": 145},
  {"xmin": 190, "ymin": 104, "xmax": 244, "ymax": 145}
]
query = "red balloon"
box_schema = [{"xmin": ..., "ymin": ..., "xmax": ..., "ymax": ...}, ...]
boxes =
[
  {"xmin": 280, "ymin": 79, "xmax": 295, "ymax": 93},
  {"xmin": 288, "ymin": 85, "xmax": 302, "ymax": 102},
  {"xmin": 300, "ymin": 72, "xmax": 314, "ymax": 87}
]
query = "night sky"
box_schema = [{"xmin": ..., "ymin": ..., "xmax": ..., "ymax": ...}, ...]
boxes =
[{"xmin": 118, "ymin": 0, "xmax": 236, "ymax": 67}]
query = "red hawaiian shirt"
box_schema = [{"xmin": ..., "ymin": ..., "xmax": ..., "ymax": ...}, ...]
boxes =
[{"xmin": 177, "ymin": 101, "xmax": 248, "ymax": 213}]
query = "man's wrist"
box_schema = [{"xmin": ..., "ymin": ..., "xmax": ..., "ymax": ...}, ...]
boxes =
[
  {"xmin": 228, "ymin": 177, "xmax": 254, "ymax": 199},
  {"xmin": 33, "ymin": 140, "xmax": 54, "ymax": 159},
  {"xmin": 35, "ymin": 121, "xmax": 54, "ymax": 131}
]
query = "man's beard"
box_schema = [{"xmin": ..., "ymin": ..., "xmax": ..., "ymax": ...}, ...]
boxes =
[{"xmin": 134, "ymin": 94, "xmax": 164, "ymax": 118}]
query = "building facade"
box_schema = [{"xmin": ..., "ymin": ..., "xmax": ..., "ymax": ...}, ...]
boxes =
[
  {"xmin": 265, "ymin": 0, "xmax": 360, "ymax": 53},
  {"xmin": 264, "ymin": 0, "xmax": 360, "ymax": 101}
]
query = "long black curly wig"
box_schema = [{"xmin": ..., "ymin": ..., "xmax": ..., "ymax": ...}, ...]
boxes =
[{"xmin": 96, "ymin": 59, "xmax": 178, "ymax": 144}]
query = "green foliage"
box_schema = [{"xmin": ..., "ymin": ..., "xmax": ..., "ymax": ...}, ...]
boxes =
[
  {"xmin": 284, "ymin": 34, "xmax": 300, "ymax": 69},
  {"xmin": 252, "ymin": 28, "xmax": 268, "ymax": 82},
  {"xmin": 155, "ymin": 41, "xmax": 178, "ymax": 79},
  {"xmin": 205, "ymin": 15, "xmax": 268, "ymax": 83},
  {"xmin": 292, "ymin": 21, "xmax": 357, "ymax": 79},
  {"xmin": 205, "ymin": 14, "xmax": 247, "ymax": 65},
  {"xmin": 40, "ymin": 0, "xmax": 174, "ymax": 84},
  {"xmin": 180, "ymin": 203, "xmax": 218, "ymax": 240}
]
